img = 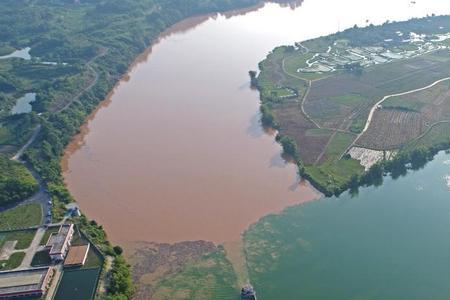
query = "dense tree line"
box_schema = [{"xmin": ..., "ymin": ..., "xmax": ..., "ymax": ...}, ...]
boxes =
[
  {"xmin": 0, "ymin": 0, "xmax": 277, "ymax": 299},
  {"xmin": 0, "ymin": 154, "xmax": 38, "ymax": 205},
  {"xmin": 107, "ymin": 256, "xmax": 134, "ymax": 300},
  {"xmin": 325, "ymin": 14, "xmax": 450, "ymax": 48}
]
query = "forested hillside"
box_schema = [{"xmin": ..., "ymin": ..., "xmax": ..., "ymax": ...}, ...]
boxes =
[
  {"xmin": 0, "ymin": 154, "xmax": 38, "ymax": 205},
  {"xmin": 0, "ymin": 1, "xmax": 268, "ymax": 299}
]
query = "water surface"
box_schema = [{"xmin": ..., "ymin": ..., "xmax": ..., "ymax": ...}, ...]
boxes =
[
  {"xmin": 10, "ymin": 93, "xmax": 36, "ymax": 115},
  {"xmin": 0, "ymin": 47, "xmax": 31, "ymax": 60},
  {"xmin": 246, "ymin": 151, "xmax": 450, "ymax": 299},
  {"xmin": 63, "ymin": 0, "xmax": 450, "ymax": 246}
]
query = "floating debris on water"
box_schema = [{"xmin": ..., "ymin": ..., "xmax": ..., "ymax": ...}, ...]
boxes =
[
  {"xmin": 444, "ymin": 175, "xmax": 450, "ymax": 188},
  {"xmin": 241, "ymin": 284, "xmax": 257, "ymax": 300}
]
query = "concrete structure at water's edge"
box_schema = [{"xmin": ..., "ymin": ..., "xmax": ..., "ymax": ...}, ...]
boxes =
[
  {"xmin": 0, "ymin": 267, "xmax": 53, "ymax": 298},
  {"xmin": 45, "ymin": 224, "xmax": 74, "ymax": 262}
]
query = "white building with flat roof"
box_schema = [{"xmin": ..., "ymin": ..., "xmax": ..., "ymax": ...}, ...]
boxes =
[{"xmin": 45, "ymin": 224, "xmax": 74, "ymax": 262}]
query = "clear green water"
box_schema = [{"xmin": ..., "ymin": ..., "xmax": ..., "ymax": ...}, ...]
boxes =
[{"xmin": 245, "ymin": 151, "xmax": 450, "ymax": 300}]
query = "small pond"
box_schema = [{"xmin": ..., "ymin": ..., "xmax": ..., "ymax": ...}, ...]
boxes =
[
  {"xmin": 0, "ymin": 47, "xmax": 31, "ymax": 60},
  {"xmin": 10, "ymin": 93, "xmax": 36, "ymax": 115}
]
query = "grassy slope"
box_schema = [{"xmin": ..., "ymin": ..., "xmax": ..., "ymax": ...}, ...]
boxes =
[{"xmin": 0, "ymin": 203, "xmax": 42, "ymax": 230}]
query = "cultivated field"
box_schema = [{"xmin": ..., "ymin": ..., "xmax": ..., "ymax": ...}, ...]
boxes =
[
  {"xmin": 304, "ymin": 50, "xmax": 450, "ymax": 132},
  {"xmin": 272, "ymin": 101, "xmax": 328, "ymax": 164},
  {"xmin": 404, "ymin": 122, "xmax": 450, "ymax": 151},
  {"xmin": 383, "ymin": 80, "xmax": 450, "ymax": 123},
  {"xmin": 356, "ymin": 109, "xmax": 424, "ymax": 150},
  {"xmin": 257, "ymin": 21, "xmax": 450, "ymax": 194},
  {"xmin": 359, "ymin": 78, "xmax": 450, "ymax": 150},
  {"xmin": 257, "ymin": 47, "xmax": 308, "ymax": 103}
]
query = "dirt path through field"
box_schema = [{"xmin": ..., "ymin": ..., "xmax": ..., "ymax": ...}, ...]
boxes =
[{"xmin": 344, "ymin": 76, "xmax": 450, "ymax": 155}]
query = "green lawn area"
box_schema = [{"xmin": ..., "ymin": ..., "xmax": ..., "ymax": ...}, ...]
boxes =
[
  {"xmin": 82, "ymin": 247, "xmax": 103, "ymax": 269},
  {"xmin": 0, "ymin": 203, "xmax": 42, "ymax": 230},
  {"xmin": 39, "ymin": 226, "xmax": 60, "ymax": 245},
  {"xmin": 282, "ymin": 47, "xmax": 335, "ymax": 81},
  {"xmin": 269, "ymin": 87, "xmax": 296, "ymax": 98},
  {"xmin": 397, "ymin": 43, "xmax": 420, "ymax": 51},
  {"xmin": 66, "ymin": 229, "xmax": 103, "ymax": 269},
  {"xmin": 330, "ymin": 94, "xmax": 365, "ymax": 106},
  {"xmin": 71, "ymin": 230, "xmax": 86, "ymax": 246},
  {"xmin": 0, "ymin": 229, "xmax": 37, "ymax": 250},
  {"xmin": 304, "ymin": 131, "xmax": 362, "ymax": 194},
  {"xmin": 324, "ymin": 132, "xmax": 357, "ymax": 161},
  {"xmin": 0, "ymin": 251, "xmax": 25, "ymax": 270},
  {"xmin": 257, "ymin": 46, "xmax": 309, "ymax": 102},
  {"xmin": 306, "ymin": 158, "xmax": 364, "ymax": 194},
  {"xmin": 305, "ymin": 128, "xmax": 333, "ymax": 137},
  {"xmin": 303, "ymin": 131, "xmax": 363, "ymax": 195},
  {"xmin": 283, "ymin": 52, "xmax": 315, "ymax": 74},
  {"xmin": 350, "ymin": 118, "xmax": 366, "ymax": 133},
  {"xmin": 295, "ymin": 71, "xmax": 330, "ymax": 81},
  {"xmin": 383, "ymin": 96, "xmax": 425, "ymax": 112}
]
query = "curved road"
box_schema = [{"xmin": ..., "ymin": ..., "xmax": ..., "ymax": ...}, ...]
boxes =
[
  {"xmin": 360, "ymin": 76, "xmax": 450, "ymax": 135},
  {"xmin": 0, "ymin": 162, "xmax": 51, "ymax": 226},
  {"xmin": 344, "ymin": 76, "xmax": 450, "ymax": 156},
  {"xmin": 57, "ymin": 48, "xmax": 108, "ymax": 113},
  {"xmin": 3, "ymin": 49, "xmax": 109, "ymax": 224},
  {"xmin": 11, "ymin": 125, "xmax": 41, "ymax": 161}
]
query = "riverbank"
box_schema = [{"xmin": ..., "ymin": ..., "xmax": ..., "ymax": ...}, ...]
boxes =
[
  {"xmin": 62, "ymin": 2, "xmax": 319, "ymax": 246},
  {"xmin": 1, "ymin": 1, "xmax": 293, "ymax": 299},
  {"xmin": 59, "ymin": 1, "xmax": 450, "ymax": 298}
]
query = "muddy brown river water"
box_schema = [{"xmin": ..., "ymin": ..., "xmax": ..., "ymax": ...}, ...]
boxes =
[{"xmin": 63, "ymin": 0, "xmax": 450, "ymax": 247}]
